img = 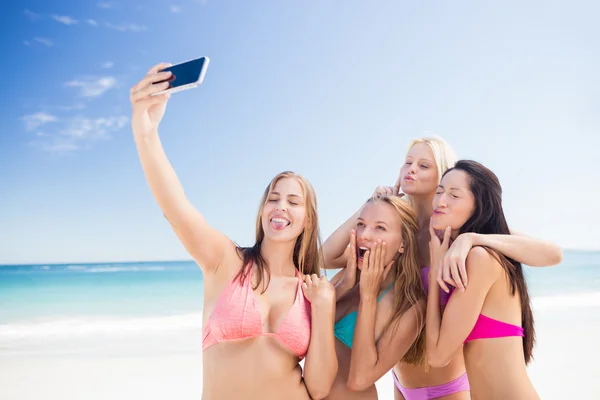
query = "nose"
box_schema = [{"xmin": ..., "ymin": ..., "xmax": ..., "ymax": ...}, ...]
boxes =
[
  {"xmin": 435, "ymin": 193, "xmax": 448, "ymax": 208},
  {"xmin": 275, "ymin": 200, "xmax": 287, "ymax": 211},
  {"xmin": 359, "ymin": 227, "xmax": 374, "ymax": 243},
  {"xmin": 408, "ymin": 163, "xmax": 418, "ymax": 174}
]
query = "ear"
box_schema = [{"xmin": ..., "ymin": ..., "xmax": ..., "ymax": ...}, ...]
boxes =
[{"xmin": 398, "ymin": 244, "xmax": 405, "ymax": 254}]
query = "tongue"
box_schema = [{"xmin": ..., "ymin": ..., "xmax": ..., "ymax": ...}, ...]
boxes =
[{"xmin": 271, "ymin": 220, "xmax": 287, "ymax": 231}]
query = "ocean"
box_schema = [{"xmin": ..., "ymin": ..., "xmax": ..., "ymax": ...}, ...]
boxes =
[{"xmin": 1, "ymin": 250, "xmax": 599, "ymax": 355}]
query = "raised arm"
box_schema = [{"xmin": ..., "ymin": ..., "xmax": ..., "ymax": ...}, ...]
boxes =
[
  {"xmin": 348, "ymin": 298, "xmax": 424, "ymax": 391},
  {"xmin": 427, "ymin": 246, "xmax": 499, "ymax": 367},
  {"xmin": 322, "ymin": 207, "xmax": 362, "ymax": 270},
  {"xmin": 322, "ymin": 185, "xmax": 400, "ymax": 270},
  {"xmin": 302, "ymin": 275, "xmax": 338, "ymax": 399},
  {"xmin": 347, "ymin": 241, "xmax": 424, "ymax": 391},
  {"xmin": 439, "ymin": 231, "xmax": 563, "ymax": 291},
  {"xmin": 130, "ymin": 63, "xmax": 235, "ymax": 275}
]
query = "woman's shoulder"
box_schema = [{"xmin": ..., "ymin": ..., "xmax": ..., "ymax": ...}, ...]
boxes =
[{"xmin": 465, "ymin": 246, "xmax": 503, "ymax": 278}]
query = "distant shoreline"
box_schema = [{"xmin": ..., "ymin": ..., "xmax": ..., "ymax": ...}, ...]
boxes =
[{"xmin": 1, "ymin": 248, "xmax": 599, "ymax": 267}]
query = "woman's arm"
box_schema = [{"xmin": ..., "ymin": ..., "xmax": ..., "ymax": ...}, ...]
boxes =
[
  {"xmin": 440, "ymin": 232, "xmax": 563, "ymax": 291},
  {"xmin": 302, "ymin": 276, "xmax": 338, "ymax": 399},
  {"xmin": 131, "ymin": 65, "xmax": 234, "ymax": 275},
  {"xmin": 322, "ymin": 207, "xmax": 362, "ymax": 270},
  {"xmin": 480, "ymin": 230, "xmax": 563, "ymax": 266},
  {"xmin": 347, "ymin": 298, "xmax": 424, "ymax": 391},
  {"xmin": 427, "ymin": 247, "xmax": 500, "ymax": 367},
  {"xmin": 322, "ymin": 185, "xmax": 401, "ymax": 270}
]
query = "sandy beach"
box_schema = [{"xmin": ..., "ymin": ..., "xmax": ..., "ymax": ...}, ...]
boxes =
[{"xmin": 1, "ymin": 304, "xmax": 598, "ymax": 400}]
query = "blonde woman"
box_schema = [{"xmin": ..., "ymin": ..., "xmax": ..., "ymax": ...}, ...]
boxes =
[
  {"xmin": 324, "ymin": 195, "xmax": 427, "ymax": 399},
  {"xmin": 130, "ymin": 63, "xmax": 337, "ymax": 400},
  {"xmin": 324, "ymin": 136, "xmax": 562, "ymax": 400}
]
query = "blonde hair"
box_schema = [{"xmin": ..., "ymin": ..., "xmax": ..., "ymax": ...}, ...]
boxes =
[
  {"xmin": 367, "ymin": 194, "xmax": 426, "ymax": 366},
  {"xmin": 403, "ymin": 135, "xmax": 458, "ymax": 205},
  {"xmin": 235, "ymin": 171, "xmax": 323, "ymax": 291}
]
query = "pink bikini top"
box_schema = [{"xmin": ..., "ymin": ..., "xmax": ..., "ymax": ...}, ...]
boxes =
[
  {"xmin": 447, "ymin": 290, "xmax": 524, "ymax": 343},
  {"xmin": 464, "ymin": 314, "xmax": 524, "ymax": 343},
  {"xmin": 202, "ymin": 263, "xmax": 312, "ymax": 359},
  {"xmin": 421, "ymin": 266, "xmax": 451, "ymax": 305}
]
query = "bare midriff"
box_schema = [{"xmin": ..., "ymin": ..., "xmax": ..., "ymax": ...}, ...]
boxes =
[
  {"xmin": 202, "ymin": 337, "xmax": 311, "ymax": 400},
  {"xmin": 393, "ymin": 351, "xmax": 466, "ymax": 389}
]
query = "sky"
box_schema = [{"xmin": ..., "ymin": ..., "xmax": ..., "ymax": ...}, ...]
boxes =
[{"xmin": 1, "ymin": 1, "xmax": 599, "ymax": 264}]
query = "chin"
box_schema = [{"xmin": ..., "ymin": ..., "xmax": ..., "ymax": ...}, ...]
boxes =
[{"xmin": 430, "ymin": 217, "xmax": 445, "ymax": 231}]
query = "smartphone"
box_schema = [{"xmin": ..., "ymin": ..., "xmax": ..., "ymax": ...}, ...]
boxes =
[{"xmin": 151, "ymin": 56, "xmax": 210, "ymax": 96}]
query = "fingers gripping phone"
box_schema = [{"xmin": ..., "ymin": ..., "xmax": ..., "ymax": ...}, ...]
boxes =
[{"xmin": 151, "ymin": 56, "xmax": 210, "ymax": 96}]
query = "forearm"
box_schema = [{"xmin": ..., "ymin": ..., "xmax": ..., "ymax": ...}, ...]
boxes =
[
  {"xmin": 304, "ymin": 302, "xmax": 337, "ymax": 399},
  {"xmin": 425, "ymin": 269, "xmax": 445, "ymax": 367},
  {"xmin": 330, "ymin": 270, "xmax": 352, "ymax": 301},
  {"xmin": 472, "ymin": 232, "xmax": 563, "ymax": 267},
  {"xmin": 322, "ymin": 207, "xmax": 363, "ymax": 269},
  {"xmin": 348, "ymin": 297, "xmax": 379, "ymax": 385},
  {"xmin": 135, "ymin": 132, "xmax": 194, "ymax": 224}
]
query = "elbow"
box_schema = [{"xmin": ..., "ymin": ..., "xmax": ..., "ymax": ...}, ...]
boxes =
[
  {"xmin": 551, "ymin": 247, "xmax": 564, "ymax": 266},
  {"xmin": 306, "ymin": 367, "xmax": 337, "ymax": 400},
  {"xmin": 346, "ymin": 373, "xmax": 372, "ymax": 392},
  {"xmin": 307, "ymin": 383, "xmax": 333, "ymax": 400},
  {"xmin": 427, "ymin": 351, "xmax": 451, "ymax": 369}
]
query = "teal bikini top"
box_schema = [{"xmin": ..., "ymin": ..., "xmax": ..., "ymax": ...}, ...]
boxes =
[{"xmin": 334, "ymin": 283, "xmax": 394, "ymax": 348}]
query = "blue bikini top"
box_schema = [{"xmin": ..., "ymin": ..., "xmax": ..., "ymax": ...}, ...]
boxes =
[{"xmin": 334, "ymin": 283, "xmax": 394, "ymax": 348}]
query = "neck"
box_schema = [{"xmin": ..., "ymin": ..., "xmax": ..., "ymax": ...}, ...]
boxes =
[
  {"xmin": 411, "ymin": 193, "xmax": 434, "ymax": 232},
  {"xmin": 260, "ymin": 238, "xmax": 297, "ymax": 277}
]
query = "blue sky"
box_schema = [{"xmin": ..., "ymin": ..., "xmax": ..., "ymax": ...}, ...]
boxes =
[{"xmin": 2, "ymin": 1, "xmax": 599, "ymax": 264}]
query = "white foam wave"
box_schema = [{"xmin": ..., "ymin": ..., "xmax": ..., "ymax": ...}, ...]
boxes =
[
  {"xmin": 532, "ymin": 292, "xmax": 600, "ymax": 311},
  {"xmin": 66, "ymin": 265, "xmax": 87, "ymax": 271},
  {"xmin": 65, "ymin": 265, "xmax": 171, "ymax": 273},
  {"xmin": 0, "ymin": 313, "xmax": 203, "ymax": 341}
]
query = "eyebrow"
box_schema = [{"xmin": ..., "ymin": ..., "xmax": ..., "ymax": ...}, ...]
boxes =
[
  {"xmin": 356, "ymin": 217, "xmax": 389, "ymax": 226},
  {"xmin": 406, "ymin": 156, "xmax": 433, "ymax": 164},
  {"xmin": 437, "ymin": 185, "xmax": 462, "ymax": 191},
  {"xmin": 271, "ymin": 192, "xmax": 303, "ymax": 199}
]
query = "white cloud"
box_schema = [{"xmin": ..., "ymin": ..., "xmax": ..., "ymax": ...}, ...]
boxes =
[
  {"xmin": 65, "ymin": 76, "xmax": 117, "ymax": 97},
  {"xmin": 61, "ymin": 116, "xmax": 129, "ymax": 139},
  {"xmin": 34, "ymin": 37, "xmax": 54, "ymax": 47},
  {"xmin": 57, "ymin": 103, "xmax": 86, "ymax": 111},
  {"xmin": 52, "ymin": 15, "xmax": 78, "ymax": 25},
  {"xmin": 26, "ymin": 114, "xmax": 130, "ymax": 152},
  {"xmin": 97, "ymin": 2, "xmax": 114, "ymax": 8},
  {"xmin": 21, "ymin": 112, "xmax": 58, "ymax": 131},
  {"xmin": 105, "ymin": 22, "xmax": 146, "ymax": 32},
  {"xmin": 101, "ymin": 61, "xmax": 114, "ymax": 69},
  {"xmin": 24, "ymin": 9, "xmax": 41, "ymax": 21},
  {"xmin": 170, "ymin": 5, "xmax": 182, "ymax": 13},
  {"xmin": 87, "ymin": 19, "xmax": 98, "ymax": 26}
]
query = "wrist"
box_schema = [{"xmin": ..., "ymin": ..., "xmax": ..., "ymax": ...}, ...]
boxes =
[
  {"xmin": 336, "ymin": 276, "xmax": 353, "ymax": 292},
  {"xmin": 466, "ymin": 232, "xmax": 480, "ymax": 246},
  {"xmin": 359, "ymin": 292, "xmax": 378, "ymax": 304},
  {"xmin": 311, "ymin": 298, "xmax": 335, "ymax": 314}
]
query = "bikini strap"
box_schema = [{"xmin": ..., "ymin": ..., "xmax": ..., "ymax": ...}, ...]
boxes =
[{"xmin": 377, "ymin": 282, "xmax": 394, "ymax": 302}]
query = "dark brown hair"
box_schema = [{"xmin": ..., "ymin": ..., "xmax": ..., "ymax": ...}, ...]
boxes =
[{"xmin": 443, "ymin": 160, "xmax": 535, "ymax": 364}]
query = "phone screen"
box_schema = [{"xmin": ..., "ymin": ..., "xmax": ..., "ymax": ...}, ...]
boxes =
[{"xmin": 154, "ymin": 57, "xmax": 208, "ymax": 89}]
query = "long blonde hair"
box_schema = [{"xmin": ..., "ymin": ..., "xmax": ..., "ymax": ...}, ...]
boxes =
[
  {"xmin": 403, "ymin": 135, "xmax": 457, "ymax": 205},
  {"xmin": 368, "ymin": 194, "xmax": 426, "ymax": 366},
  {"xmin": 235, "ymin": 171, "xmax": 323, "ymax": 291}
]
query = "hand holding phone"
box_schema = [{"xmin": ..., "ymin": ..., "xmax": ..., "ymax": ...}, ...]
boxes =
[{"xmin": 151, "ymin": 56, "xmax": 210, "ymax": 96}]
